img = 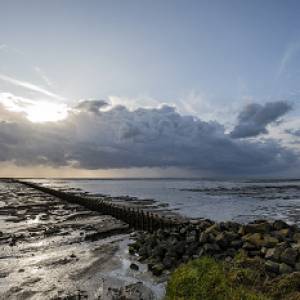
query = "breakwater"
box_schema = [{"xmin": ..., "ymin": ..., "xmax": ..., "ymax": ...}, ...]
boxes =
[
  {"xmin": 129, "ymin": 218, "xmax": 300, "ymax": 278},
  {"xmin": 16, "ymin": 179, "xmax": 184, "ymax": 233}
]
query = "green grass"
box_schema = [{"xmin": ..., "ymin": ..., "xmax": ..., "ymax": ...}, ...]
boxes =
[{"xmin": 165, "ymin": 256, "xmax": 269, "ymax": 300}]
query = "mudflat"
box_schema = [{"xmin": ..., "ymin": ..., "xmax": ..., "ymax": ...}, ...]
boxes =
[{"xmin": 0, "ymin": 180, "xmax": 162, "ymax": 299}]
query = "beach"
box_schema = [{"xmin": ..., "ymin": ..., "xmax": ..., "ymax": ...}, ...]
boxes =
[
  {"xmin": 0, "ymin": 179, "xmax": 165, "ymax": 299},
  {"xmin": 3, "ymin": 178, "xmax": 300, "ymax": 299}
]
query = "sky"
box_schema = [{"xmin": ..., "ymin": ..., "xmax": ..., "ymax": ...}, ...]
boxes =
[{"xmin": 0, "ymin": 0, "xmax": 300, "ymax": 178}]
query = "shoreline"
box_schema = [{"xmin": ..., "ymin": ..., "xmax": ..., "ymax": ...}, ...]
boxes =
[
  {"xmin": 0, "ymin": 179, "xmax": 164, "ymax": 299},
  {"xmin": 3, "ymin": 179, "xmax": 300, "ymax": 299}
]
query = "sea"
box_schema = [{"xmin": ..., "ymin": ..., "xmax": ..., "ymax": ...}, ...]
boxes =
[{"xmin": 29, "ymin": 178, "xmax": 300, "ymax": 225}]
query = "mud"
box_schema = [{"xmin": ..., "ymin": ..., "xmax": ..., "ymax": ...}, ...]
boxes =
[{"xmin": 0, "ymin": 180, "xmax": 165, "ymax": 299}]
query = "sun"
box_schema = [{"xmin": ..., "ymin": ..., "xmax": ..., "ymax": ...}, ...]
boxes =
[{"xmin": 25, "ymin": 101, "xmax": 68, "ymax": 123}]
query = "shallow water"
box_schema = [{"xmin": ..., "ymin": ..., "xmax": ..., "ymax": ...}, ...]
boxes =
[{"xmin": 30, "ymin": 178, "xmax": 300, "ymax": 225}]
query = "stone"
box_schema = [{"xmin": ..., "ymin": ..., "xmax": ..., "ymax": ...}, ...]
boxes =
[
  {"xmin": 152, "ymin": 245, "xmax": 166, "ymax": 258},
  {"xmin": 204, "ymin": 224, "xmax": 219, "ymax": 236},
  {"xmin": 265, "ymin": 248, "xmax": 276, "ymax": 260},
  {"xmin": 174, "ymin": 241, "xmax": 185, "ymax": 256},
  {"xmin": 162, "ymin": 256, "xmax": 174, "ymax": 269},
  {"xmin": 293, "ymin": 232, "xmax": 300, "ymax": 243},
  {"xmin": 129, "ymin": 246, "xmax": 135, "ymax": 255},
  {"xmin": 230, "ymin": 239, "xmax": 243, "ymax": 249},
  {"xmin": 243, "ymin": 222, "xmax": 272, "ymax": 234},
  {"xmin": 203, "ymin": 243, "xmax": 220, "ymax": 253},
  {"xmin": 279, "ymin": 263, "xmax": 294, "ymax": 274},
  {"xmin": 262, "ymin": 235, "xmax": 279, "ymax": 248},
  {"xmin": 278, "ymin": 228, "xmax": 291, "ymax": 239},
  {"xmin": 248, "ymin": 250, "xmax": 261, "ymax": 257},
  {"xmin": 215, "ymin": 232, "xmax": 229, "ymax": 248},
  {"xmin": 199, "ymin": 232, "xmax": 208, "ymax": 244},
  {"xmin": 261, "ymin": 247, "xmax": 268, "ymax": 255},
  {"xmin": 242, "ymin": 242, "xmax": 257, "ymax": 250},
  {"xmin": 224, "ymin": 248, "xmax": 236, "ymax": 257},
  {"xmin": 242, "ymin": 233, "xmax": 264, "ymax": 247},
  {"xmin": 130, "ymin": 263, "xmax": 139, "ymax": 271},
  {"xmin": 295, "ymin": 262, "xmax": 300, "ymax": 271},
  {"xmin": 265, "ymin": 260, "xmax": 280, "ymax": 274},
  {"xmin": 267, "ymin": 243, "xmax": 289, "ymax": 261},
  {"xmin": 273, "ymin": 220, "xmax": 289, "ymax": 231},
  {"xmin": 280, "ymin": 248, "xmax": 298, "ymax": 265}
]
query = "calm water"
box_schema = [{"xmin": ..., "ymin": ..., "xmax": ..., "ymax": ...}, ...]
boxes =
[{"xmin": 30, "ymin": 178, "xmax": 300, "ymax": 225}]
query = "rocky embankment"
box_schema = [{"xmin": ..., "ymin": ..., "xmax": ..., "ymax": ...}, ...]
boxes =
[{"xmin": 129, "ymin": 218, "xmax": 300, "ymax": 277}]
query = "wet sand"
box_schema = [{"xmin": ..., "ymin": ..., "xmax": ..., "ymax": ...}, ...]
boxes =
[{"xmin": 0, "ymin": 180, "xmax": 164, "ymax": 299}]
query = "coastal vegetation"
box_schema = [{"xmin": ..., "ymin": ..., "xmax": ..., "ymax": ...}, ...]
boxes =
[{"xmin": 164, "ymin": 254, "xmax": 300, "ymax": 300}]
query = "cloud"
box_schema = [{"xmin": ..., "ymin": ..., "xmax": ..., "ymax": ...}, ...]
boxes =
[
  {"xmin": 230, "ymin": 101, "xmax": 292, "ymax": 139},
  {"xmin": 0, "ymin": 97, "xmax": 298, "ymax": 176},
  {"xmin": 285, "ymin": 129, "xmax": 300, "ymax": 137},
  {"xmin": 75, "ymin": 99, "xmax": 109, "ymax": 113},
  {"xmin": 277, "ymin": 42, "xmax": 300, "ymax": 78},
  {"xmin": 0, "ymin": 73, "xmax": 65, "ymax": 100}
]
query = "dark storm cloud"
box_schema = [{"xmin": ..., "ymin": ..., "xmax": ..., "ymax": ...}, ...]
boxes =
[
  {"xmin": 0, "ymin": 100, "xmax": 298, "ymax": 175},
  {"xmin": 230, "ymin": 101, "xmax": 292, "ymax": 138}
]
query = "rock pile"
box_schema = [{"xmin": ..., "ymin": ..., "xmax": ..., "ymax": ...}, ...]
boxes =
[{"xmin": 129, "ymin": 219, "xmax": 300, "ymax": 277}]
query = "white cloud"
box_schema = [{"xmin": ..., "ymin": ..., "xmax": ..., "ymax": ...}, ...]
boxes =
[
  {"xmin": 0, "ymin": 73, "xmax": 65, "ymax": 100},
  {"xmin": 277, "ymin": 42, "xmax": 300, "ymax": 78}
]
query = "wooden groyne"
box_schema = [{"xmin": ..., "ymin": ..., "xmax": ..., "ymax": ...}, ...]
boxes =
[{"xmin": 15, "ymin": 180, "xmax": 183, "ymax": 232}]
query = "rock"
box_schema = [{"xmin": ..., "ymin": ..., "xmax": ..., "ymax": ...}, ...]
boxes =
[
  {"xmin": 279, "ymin": 263, "xmax": 294, "ymax": 274},
  {"xmin": 273, "ymin": 220, "xmax": 289, "ymax": 231},
  {"xmin": 215, "ymin": 232, "xmax": 229, "ymax": 248},
  {"xmin": 162, "ymin": 256, "xmax": 174, "ymax": 269},
  {"xmin": 243, "ymin": 222, "xmax": 272, "ymax": 234},
  {"xmin": 116, "ymin": 282, "xmax": 154, "ymax": 300},
  {"xmin": 277, "ymin": 228, "xmax": 291, "ymax": 239},
  {"xmin": 203, "ymin": 243, "xmax": 220, "ymax": 253},
  {"xmin": 204, "ymin": 223, "xmax": 219, "ymax": 236},
  {"xmin": 186, "ymin": 233, "xmax": 197, "ymax": 243},
  {"xmin": 265, "ymin": 243, "xmax": 289, "ymax": 261},
  {"xmin": 152, "ymin": 245, "xmax": 167, "ymax": 259},
  {"xmin": 174, "ymin": 241, "xmax": 185, "ymax": 256},
  {"xmin": 230, "ymin": 239, "xmax": 243, "ymax": 249},
  {"xmin": 242, "ymin": 242, "xmax": 258, "ymax": 250},
  {"xmin": 0, "ymin": 272, "xmax": 8, "ymax": 278},
  {"xmin": 293, "ymin": 232, "xmax": 300, "ymax": 243},
  {"xmin": 261, "ymin": 247, "xmax": 268, "ymax": 256},
  {"xmin": 224, "ymin": 248, "xmax": 236, "ymax": 257},
  {"xmin": 139, "ymin": 245, "xmax": 149, "ymax": 258},
  {"xmin": 295, "ymin": 263, "xmax": 300, "ymax": 271},
  {"xmin": 281, "ymin": 248, "xmax": 298, "ymax": 265},
  {"xmin": 130, "ymin": 263, "xmax": 139, "ymax": 271},
  {"xmin": 242, "ymin": 233, "xmax": 263, "ymax": 247},
  {"xmin": 248, "ymin": 250, "xmax": 261, "ymax": 257},
  {"xmin": 151, "ymin": 263, "xmax": 164, "ymax": 276},
  {"xmin": 129, "ymin": 246, "xmax": 135, "ymax": 255},
  {"xmin": 265, "ymin": 248, "xmax": 276, "ymax": 260},
  {"xmin": 265, "ymin": 260, "xmax": 280, "ymax": 274},
  {"xmin": 223, "ymin": 221, "xmax": 240, "ymax": 232},
  {"xmin": 262, "ymin": 235, "xmax": 279, "ymax": 248},
  {"xmin": 199, "ymin": 232, "xmax": 208, "ymax": 244}
]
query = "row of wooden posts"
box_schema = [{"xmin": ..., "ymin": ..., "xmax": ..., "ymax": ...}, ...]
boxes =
[{"xmin": 18, "ymin": 180, "xmax": 183, "ymax": 233}]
